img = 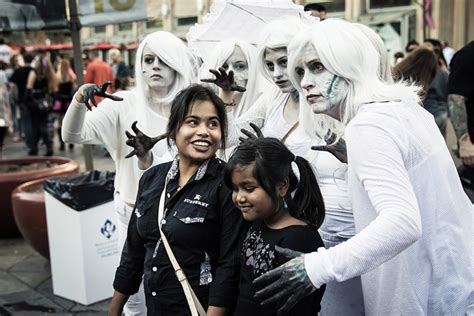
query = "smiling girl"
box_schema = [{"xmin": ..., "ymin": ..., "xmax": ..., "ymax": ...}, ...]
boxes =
[
  {"xmin": 110, "ymin": 84, "xmax": 245, "ymax": 316},
  {"xmin": 225, "ymin": 137, "xmax": 326, "ymax": 315}
]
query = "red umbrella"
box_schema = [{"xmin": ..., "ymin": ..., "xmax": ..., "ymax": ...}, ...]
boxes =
[{"xmin": 83, "ymin": 42, "xmax": 119, "ymax": 50}]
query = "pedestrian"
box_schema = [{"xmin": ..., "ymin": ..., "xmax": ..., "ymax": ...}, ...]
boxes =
[
  {"xmin": 303, "ymin": 3, "xmax": 326, "ymax": 20},
  {"xmin": 9, "ymin": 53, "xmax": 36, "ymax": 152},
  {"xmin": 62, "ymin": 31, "xmax": 198, "ymax": 316},
  {"xmin": 84, "ymin": 50, "xmax": 114, "ymax": 99},
  {"xmin": 108, "ymin": 48, "xmax": 128, "ymax": 90},
  {"xmin": 25, "ymin": 55, "xmax": 57, "ymax": 156},
  {"xmin": 226, "ymin": 137, "xmax": 326, "ymax": 315},
  {"xmin": 109, "ymin": 84, "xmax": 245, "ymax": 315},
  {"xmin": 0, "ymin": 62, "xmax": 12, "ymax": 156},
  {"xmin": 253, "ymin": 19, "xmax": 472, "ymax": 315},
  {"xmin": 54, "ymin": 57, "xmax": 76, "ymax": 151}
]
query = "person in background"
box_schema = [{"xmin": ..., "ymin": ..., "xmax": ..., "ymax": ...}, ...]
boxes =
[
  {"xmin": 442, "ymin": 40, "xmax": 455, "ymax": 67},
  {"xmin": 85, "ymin": 50, "xmax": 114, "ymax": 98},
  {"xmin": 0, "ymin": 38, "xmax": 13, "ymax": 64},
  {"xmin": 54, "ymin": 57, "xmax": 76, "ymax": 151},
  {"xmin": 405, "ymin": 39, "xmax": 419, "ymax": 54},
  {"xmin": 424, "ymin": 38, "xmax": 449, "ymax": 72},
  {"xmin": 393, "ymin": 51, "xmax": 404, "ymax": 65},
  {"xmin": 6, "ymin": 54, "xmax": 22, "ymax": 142},
  {"xmin": 9, "ymin": 53, "xmax": 35, "ymax": 152},
  {"xmin": 108, "ymin": 48, "xmax": 128, "ymax": 91},
  {"xmin": 448, "ymin": 41, "xmax": 474, "ymax": 198},
  {"xmin": 0, "ymin": 61, "xmax": 12, "ymax": 156},
  {"xmin": 392, "ymin": 47, "xmax": 438, "ymax": 97},
  {"xmin": 26, "ymin": 55, "xmax": 57, "ymax": 156},
  {"xmin": 303, "ymin": 3, "xmax": 326, "ymax": 20}
]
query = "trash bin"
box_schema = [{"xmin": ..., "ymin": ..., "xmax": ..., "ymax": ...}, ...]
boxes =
[{"xmin": 44, "ymin": 171, "xmax": 119, "ymax": 305}]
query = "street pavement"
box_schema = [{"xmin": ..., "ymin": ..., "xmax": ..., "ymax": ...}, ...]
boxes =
[{"xmin": 1, "ymin": 135, "xmax": 115, "ymax": 315}]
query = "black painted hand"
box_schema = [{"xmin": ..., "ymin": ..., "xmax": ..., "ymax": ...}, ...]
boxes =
[
  {"xmin": 79, "ymin": 81, "xmax": 123, "ymax": 110},
  {"xmin": 239, "ymin": 122, "xmax": 264, "ymax": 144},
  {"xmin": 253, "ymin": 246, "xmax": 316, "ymax": 315},
  {"xmin": 201, "ymin": 67, "xmax": 246, "ymax": 92},
  {"xmin": 311, "ymin": 129, "xmax": 347, "ymax": 163},
  {"xmin": 125, "ymin": 121, "xmax": 167, "ymax": 159}
]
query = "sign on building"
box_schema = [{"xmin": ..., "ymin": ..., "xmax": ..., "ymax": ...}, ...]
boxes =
[{"xmin": 79, "ymin": 0, "xmax": 147, "ymax": 26}]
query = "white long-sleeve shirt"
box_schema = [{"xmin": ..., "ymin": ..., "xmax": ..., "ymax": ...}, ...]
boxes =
[
  {"xmin": 304, "ymin": 101, "xmax": 473, "ymax": 315},
  {"xmin": 62, "ymin": 90, "xmax": 172, "ymax": 204}
]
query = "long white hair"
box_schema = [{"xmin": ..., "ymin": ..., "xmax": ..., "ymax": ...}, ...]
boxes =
[
  {"xmin": 135, "ymin": 31, "xmax": 199, "ymax": 135},
  {"xmin": 288, "ymin": 19, "xmax": 421, "ymax": 125}
]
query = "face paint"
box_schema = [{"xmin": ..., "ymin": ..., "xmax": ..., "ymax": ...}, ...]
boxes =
[
  {"xmin": 222, "ymin": 46, "xmax": 249, "ymax": 89},
  {"xmin": 142, "ymin": 45, "xmax": 177, "ymax": 92},
  {"xmin": 294, "ymin": 44, "xmax": 349, "ymax": 119},
  {"xmin": 264, "ymin": 47, "xmax": 294, "ymax": 93}
]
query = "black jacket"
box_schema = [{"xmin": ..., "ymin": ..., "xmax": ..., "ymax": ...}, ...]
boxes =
[{"xmin": 113, "ymin": 157, "xmax": 246, "ymax": 315}]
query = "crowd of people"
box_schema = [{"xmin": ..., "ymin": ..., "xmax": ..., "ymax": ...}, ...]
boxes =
[
  {"xmin": 0, "ymin": 42, "xmax": 133, "ymax": 157},
  {"xmin": 1, "ymin": 6, "xmax": 473, "ymax": 316}
]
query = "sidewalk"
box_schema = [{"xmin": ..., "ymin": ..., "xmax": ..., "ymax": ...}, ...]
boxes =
[{"xmin": 0, "ymin": 136, "xmax": 115, "ymax": 315}]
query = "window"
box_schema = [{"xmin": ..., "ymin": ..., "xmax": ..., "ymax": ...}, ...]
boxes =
[
  {"xmin": 177, "ymin": 16, "xmax": 198, "ymax": 26},
  {"xmin": 118, "ymin": 22, "xmax": 133, "ymax": 32},
  {"xmin": 368, "ymin": 0, "xmax": 412, "ymax": 10},
  {"xmin": 94, "ymin": 25, "xmax": 106, "ymax": 34},
  {"xmin": 146, "ymin": 18, "xmax": 163, "ymax": 29}
]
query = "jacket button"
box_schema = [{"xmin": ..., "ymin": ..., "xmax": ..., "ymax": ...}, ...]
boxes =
[
  {"xmin": 152, "ymin": 291, "xmax": 156, "ymax": 296},
  {"xmin": 152, "ymin": 266, "xmax": 157, "ymax": 272},
  {"xmin": 161, "ymin": 219, "xmax": 166, "ymax": 225},
  {"xmin": 185, "ymin": 217, "xmax": 191, "ymax": 223}
]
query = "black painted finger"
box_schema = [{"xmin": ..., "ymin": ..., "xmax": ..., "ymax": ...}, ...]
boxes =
[
  {"xmin": 249, "ymin": 123, "xmax": 264, "ymax": 138},
  {"xmin": 104, "ymin": 93, "xmax": 123, "ymax": 101},
  {"xmin": 260, "ymin": 286, "xmax": 292, "ymax": 306},
  {"xmin": 253, "ymin": 265, "xmax": 284, "ymax": 286},
  {"xmin": 125, "ymin": 150, "xmax": 137, "ymax": 159},
  {"xmin": 274, "ymin": 245, "xmax": 303, "ymax": 259},
  {"xmin": 131, "ymin": 121, "xmax": 141, "ymax": 135},
  {"xmin": 254, "ymin": 279, "xmax": 286, "ymax": 301},
  {"xmin": 151, "ymin": 133, "xmax": 167, "ymax": 143},
  {"xmin": 84, "ymin": 97, "xmax": 92, "ymax": 110},
  {"xmin": 90, "ymin": 95, "xmax": 98, "ymax": 108},
  {"xmin": 234, "ymin": 85, "xmax": 247, "ymax": 92},
  {"xmin": 277, "ymin": 294, "xmax": 300, "ymax": 314},
  {"xmin": 209, "ymin": 69, "xmax": 220, "ymax": 77},
  {"xmin": 101, "ymin": 81, "xmax": 112, "ymax": 93},
  {"xmin": 125, "ymin": 130, "xmax": 134, "ymax": 139},
  {"xmin": 218, "ymin": 67, "xmax": 226, "ymax": 76},
  {"xmin": 238, "ymin": 137, "xmax": 247, "ymax": 144},
  {"xmin": 125, "ymin": 138, "xmax": 135, "ymax": 147},
  {"xmin": 240, "ymin": 128, "xmax": 257, "ymax": 140},
  {"xmin": 311, "ymin": 145, "xmax": 329, "ymax": 152},
  {"xmin": 201, "ymin": 78, "xmax": 216, "ymax": 83}
]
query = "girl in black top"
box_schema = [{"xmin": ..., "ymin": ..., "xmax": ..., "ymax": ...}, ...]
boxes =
[
  {"xmin": 110, "ymin": 85, "xmax": 246, "ymax": 316},
  {"xmin": 225, "ymin": 137, "xmax": 326, "ymax": 316}
]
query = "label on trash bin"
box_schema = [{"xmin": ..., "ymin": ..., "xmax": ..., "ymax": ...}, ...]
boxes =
[{"xmin": 95, "ymin": 219, "xmax": 119, "ymax": 258}]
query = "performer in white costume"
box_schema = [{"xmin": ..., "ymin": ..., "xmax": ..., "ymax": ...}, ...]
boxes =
[
  {"xmin": 253, "ymin": 19, "xmax": 473, "ymax": 316},
  {"xmin": 62, "ymin": 31, "xmax": 198, "ymax": 316}
]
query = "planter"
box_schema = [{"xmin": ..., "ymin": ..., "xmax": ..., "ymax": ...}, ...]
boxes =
[
  {"xmin": 0, "ymin": 157, "xmax": 79, "ymax": 237},
  {"xmin": 12, "ymin": 178, "xmax": 49, "ymax": 259}
]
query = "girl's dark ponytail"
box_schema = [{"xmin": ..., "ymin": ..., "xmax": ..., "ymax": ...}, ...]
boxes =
[{"xmin": 289, "ymin": 156, "xmax": 325, "ymax": 228}]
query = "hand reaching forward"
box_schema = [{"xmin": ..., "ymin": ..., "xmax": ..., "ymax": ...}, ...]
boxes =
[
  {"xmin": 311, "ymin": 129, "xmax": 347, "ymax": 163},
  {"xmin": 239, "ymin": 122, "xmax": 264, "ymax": 144},
  {"xmin": 253, "ymin": 246, "xmax": 317, "ymax": 315},
  {"xmin": 201, "ymin": 68, "xmax": 246, "ymax": 92},
  {"xmin": 76, "ymin": 81, "xmax": 123, "ymax": 110},
  {"xmin": 125, "ymin": 121, "xmax": 166, "ymax": 159}
]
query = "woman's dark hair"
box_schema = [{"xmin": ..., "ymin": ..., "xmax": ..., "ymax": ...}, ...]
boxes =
[
  {"xmin": 224, "ymin": 137, "xmax": 325, "ymax": 228},
  {"xmin": 392, "ymin": 47, "xmax": 437, "ymax": 95},
  {"xmin": 167, "ymin": 84, "xmax": 227, "ymax": 152}
]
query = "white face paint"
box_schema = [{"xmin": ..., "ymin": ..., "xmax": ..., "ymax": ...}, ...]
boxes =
[
  {"xmin": 294, "ymin": 44, "xmax": 349, "ymax": 120},
  {"xmin": 264, "ymin": 47, "xmax": 295, "ymax": 93},
  {"xmin": 222, "ymin": 46, "xmax": 249, "ymax": 89},
  {"xmin": 141, "ymin": 45, "xmax": 177, "ymax": 93}
]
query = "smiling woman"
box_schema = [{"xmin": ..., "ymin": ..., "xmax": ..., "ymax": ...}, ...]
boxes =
[{"xmin": 110, "ymin": 84, "xmax": 245, "ymax": 316}]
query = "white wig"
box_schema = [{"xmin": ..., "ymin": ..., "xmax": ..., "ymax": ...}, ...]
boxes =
[
  {"xmin": 256, "ymin": 15, "xmax": 313, "ymax": 81},
  {"xmin": 354, "ymin": 23, "xmax": 393, "ymax": 83},
  {"xmin": 288, "ymin": 19, "xmax": 421, "ymax": 125},
  {"xmin": 135, "ymin": 31, "xmax": 199, "ymax": 135},
  {"xmin": 202, "ymin": 39, "xmax": 270, "ymax": 118}
]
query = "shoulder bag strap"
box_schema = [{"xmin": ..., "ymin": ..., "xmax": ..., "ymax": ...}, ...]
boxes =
[{"xmin": 158, "ymin": 180, "xmax": 206, "ymax": 316}]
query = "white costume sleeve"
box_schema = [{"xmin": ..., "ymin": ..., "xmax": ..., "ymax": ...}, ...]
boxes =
[
  {"xmin": 62, "ymin": 92, "xmax": 122, "ymax": 159},
  {"xmin": 304, "ymin": 116, "xmax": 422, "ymax": 288},
  {"xmin": 226, "ymin": 93, "xmax": 269, "ymax": 147}
]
